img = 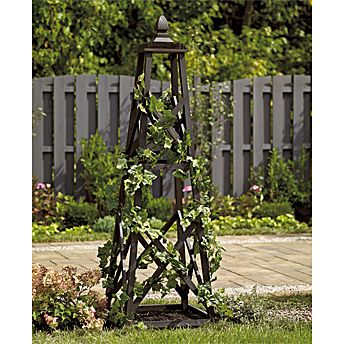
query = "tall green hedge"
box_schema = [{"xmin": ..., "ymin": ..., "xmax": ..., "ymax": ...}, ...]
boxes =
[{"xmin": 33, "ymin": 0, "xmax": 311, "ymax": 81}]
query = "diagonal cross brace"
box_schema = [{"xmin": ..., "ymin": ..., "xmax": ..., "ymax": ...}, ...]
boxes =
[{"xmin": 131, "ymin": 221, "xmax": 198, "ymax": 312}]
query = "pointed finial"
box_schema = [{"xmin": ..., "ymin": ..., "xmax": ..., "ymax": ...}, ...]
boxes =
[{"xmin": 153, "ymin": 15, "xmax": 173, "ymax": 43}]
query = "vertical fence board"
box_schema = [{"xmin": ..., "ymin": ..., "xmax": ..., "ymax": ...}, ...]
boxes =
[
  {"xmin": 253, "ymin": 77, "xmax": 271, "ymax": 170},
  {"xmin": 42, "ymin": 88, "xmax": 54, "ymax": 184},
  {"xmin": 65, "ymin": 91, "xmax": 75, "ymax": 195},
  {"xmin": 32, "ymin": 78, "xmax": 44, "ymax": 181},
  {"xmin": 53, "ymin": 76, "xmax": 74, "ymax": 194},
  {"xmin": 33, "ymin": 77, "xmax": 54, "ymax": 183},
  {"xmin": 293, "ymin": 75, "xmax": 311, "ymax": 160},
  {"xmin": 76, "ymin": 75, "xmax": 96, "ymax": 197},
  {"xmin": 98, "ymin": 75, "xmax": 120, "ymax": 149},
  {"xmin": 119, "ymin": 76, "xmax": 135, "ymax": 147},
  {"xmin": 273, "ymin": 76, "xmax": 292, "ymax": 156},
  {"xmin": 233, "ymin": 78, "xmax": 251, "ymax": 197}
]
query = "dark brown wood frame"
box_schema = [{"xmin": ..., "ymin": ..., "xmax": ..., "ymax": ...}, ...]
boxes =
[{"xmin": 105, "ymin": 16, "xmax": 214, "ymax": 328}]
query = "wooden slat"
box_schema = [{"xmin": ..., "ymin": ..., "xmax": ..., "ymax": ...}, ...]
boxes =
[
  {"xmin": 253, "ymin": 77, "xmax": 271, "ymax": 169},
  {"xmin": 53, "ymin": 76, "xmax": 75, "ymax": 194},
  {"xmin": 98, "ymin": 75, "xmax": 120, "ymax": 149},
  {"xmin": 233, "ymin": 78, "xmax": 251, "ymax": 197},
  {"xmin": 33, "ymin": 77, "xmax": 54, "ymax": 183},
  {"xmin": 273, "ymin": 76, "xmax": 292, "ymax": 154},
  {"xmin": 65, "ymin": 88, "xmax": 75, "ymax": 195},
  {"xmin": 76, "ymin": 75, "xmax": 96, "ymax": 197},
  {"xmin": 120, "ymin": 75, "xmax": 135, "ymax": 147},
  {"xmin": 32, "ymin": 78, "xmax": 44, "ymax": 181},
  {"xmin": 293, "ymin": 75, "xmax": 311, "ymax": 160}
]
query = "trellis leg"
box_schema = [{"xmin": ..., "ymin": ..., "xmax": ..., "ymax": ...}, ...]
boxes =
[
  {"xmin": 126, "ymin": 53, "xmax": 145, "ymax": 154},
  {"xmin": 126, "ymin": 53, "xmax": 153, "ymax": 313},
  {"xmin": 175, "ymin": 178, "xmax": 188, "ymax": 310}
]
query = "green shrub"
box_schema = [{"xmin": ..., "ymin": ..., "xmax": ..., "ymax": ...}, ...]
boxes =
[
  {"xmin": 211, "ymin": 214, "xmax": 309, "ymax": 235},
  {"xmin": 32, "ymin": 223, "xmax": 110, "ymax": 242},
  {"xmin": 254, "ymin": 201, "xmax": 294, "ymax": 219},
  {"xmin": 146, "ymin": 195, "xmax": 174, "ymax": 222},
  {"xmin": 211, "ymin": 194, "xmax": 236, "ymax": 218},
  {"xmin": 32, "ymin": 265, "xmax": 107, "ymax": 331},
  {"xmin": 81, "ymin": 131, "xmax": 124, "ymax": 215},
  {"xmin": 224, "ymin": 291, "xmax": 264, "ymax": 323},
  {"xmin": 61, "ymin": 199, "xmax": 98, "ymax": 228},
  {"xmin": 92, "ymin": 216, "xmax": 116, "ymax": 233},
  {"xmin": 265, "ymin": 148, "xmax": 298, "ymax": 203},
  {"xmin": 264, "ymin": 148, "xmax": 311, "ymax": 207}
]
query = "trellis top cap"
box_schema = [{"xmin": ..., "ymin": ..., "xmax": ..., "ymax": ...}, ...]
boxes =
[{"xmin": 153, "ymin": 15, "xmax": 173, "ymax": 43}]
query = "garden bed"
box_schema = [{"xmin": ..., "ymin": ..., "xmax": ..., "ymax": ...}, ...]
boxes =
[{"xmin": 133, "ymin": 304, "xmax": 209, "ymax": 328}]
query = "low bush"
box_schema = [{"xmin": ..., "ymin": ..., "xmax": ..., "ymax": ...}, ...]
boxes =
[
  {"xmin": 254, "ymin": 201, "xmax": 294, "ymax": 219},
  {"xmin": 32, "ymin": 265, "xmax": 107, "ymax": 331},
  {"xmin": 92, "ymin": 216, "xmax": 116, "ymax": 233},
  {"xmin": 211, "ymin": 194, "xmax": 236, "ymax": 218},
  {"xmin": 223, "ymin": 291, "xmax": 264, "ymax": 323},
  {"xmin": 146, "ymin": 195, "xmax": 174, "ymax": 222},
  {"xmin": 32, "ymin": 223, "xmax": 109, "ymax": 242},
  {"xmin": 211, "ymin": 214, "xmax": 309, "ymax": 236},
  {"xmin": 59, "ymin": 199, "xmax": 98, "ymax": 229},
  {"xmin": 81, "ymin": 131, "xmax": 124, "ymax": 215}
]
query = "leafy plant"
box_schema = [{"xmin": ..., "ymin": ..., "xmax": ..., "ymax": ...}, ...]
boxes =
[
  {"xmin": 81, "ymin": 131, "xmax": 124, "ymax": 215},
  {"xmin": 32, "ymin": 223, "xmax": 109, "ymax": 243},
  {"xmin": 254, "ymin": 201, "xmax": 294, "ymax": 219},
  {"xmin": 92, "ymin": 216, "xmax": 116, "ymax": 233},
  {"xmin": 32, "ymin": 265, "xmax": 107, "ymax": 331},
  {"xmin": 211, "ymin": 194, "xmax": 236, "ymax": 218},
  {"xmin": 58, "ymin": 198, "xmax": 98, "ymax": 229},
  {"xmin": 32, "ymin": 177, "xmax": 60, "ymax": 225},
  {"xmin": 265, "ymin": 148, "xmax": 298, "ymax": 203},
  {"xmin": 223, "ymin": 290, "xmax": 264, "ymax": 323},
  {"xmin": 252, "ymin": 148, "xmax": 311, "ymax": 220},
  {"xmin": 146, "ymin": 195, "xmax": 174, "ymax": 222},
  {"xmin": 33, "ymin": 0, "xmax": 311, "ymax": 81},
  {"xmin": 211, "ymin": 214, "xmax": 309, "ymax": 235}
]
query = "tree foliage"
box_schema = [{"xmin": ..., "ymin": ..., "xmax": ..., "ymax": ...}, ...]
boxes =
[{"xmin": 33, "ymin": 0, "xmax": 311, "ymax": 81}]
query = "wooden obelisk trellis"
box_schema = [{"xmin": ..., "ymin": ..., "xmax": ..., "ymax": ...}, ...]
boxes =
[{"xmin": 105, "ymin": 16, "xmax": 213, "ymax": 326}]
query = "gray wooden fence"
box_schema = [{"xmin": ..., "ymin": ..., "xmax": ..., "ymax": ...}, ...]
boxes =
[{"xmin": 32, "ymin": 75, "xmax": 311, "ymax": 198}]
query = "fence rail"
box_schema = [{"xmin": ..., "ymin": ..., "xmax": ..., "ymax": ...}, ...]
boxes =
[{"xmin": 32, "ymin": 74, "xmax": 311, "ymax": 198}]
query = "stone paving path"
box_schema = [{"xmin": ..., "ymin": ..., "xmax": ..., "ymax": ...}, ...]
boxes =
[{"xmin": 32, "ymin": 234, "xmax": 311, "ymax": 295}]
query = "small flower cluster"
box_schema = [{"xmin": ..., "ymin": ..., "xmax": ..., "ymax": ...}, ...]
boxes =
[
  {"xmin": 250, "ymin": 184, "xmax": 262, "ymax": 193},
  {"xmin": 32, "ymin": 264, "xmax": 107, "ymax": 331},
  {"xmin": 32, "ymin": 177, "xmax": 58, "ymax": 225}
]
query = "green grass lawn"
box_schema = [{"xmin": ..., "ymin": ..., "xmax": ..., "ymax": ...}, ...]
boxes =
[
  {"xmin": 33, "ymin": 321, "xmax": 311, "ymax": 344},
  {"xmin": 32, "ymin": 294, "xmax": 311, "ymax": 344}
]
